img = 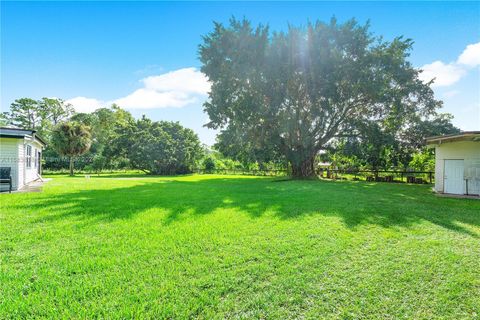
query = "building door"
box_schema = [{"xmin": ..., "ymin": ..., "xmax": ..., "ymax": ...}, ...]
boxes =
[{"xmin": 444, "ymin": 160, "xmax": 464, "ymax": 194}]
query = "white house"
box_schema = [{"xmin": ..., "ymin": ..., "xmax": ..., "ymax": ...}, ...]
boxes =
[
  {"xmin": 426, "ymin": 131, "xmax": 480, "ymax": 196},
  {"xmin": 0, "ymin": 127, "xmax": 46, "ymax": 192}
]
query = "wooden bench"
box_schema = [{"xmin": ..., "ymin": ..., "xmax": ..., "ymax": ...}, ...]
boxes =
[{"xmin": 0, "ymin": 167, "xmax": 12, "ymax": 193}]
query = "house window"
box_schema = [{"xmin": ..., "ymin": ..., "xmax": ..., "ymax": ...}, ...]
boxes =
[
  {"xmin": 34, "ymin": 148, "xmax": 37, "ymax": 168},
  {"xmin": 26, "ymin": 145, "xmax": 32, "ymax": 168}
]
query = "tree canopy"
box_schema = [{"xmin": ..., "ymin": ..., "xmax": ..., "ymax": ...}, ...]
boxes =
[
  {"xmin": 2, "ymin": 97, "xmax": 74, "ymax": 138},
  {"xmin": 110, "ymin": 117, "xmax": 204, "ymax": 175},
  {"xmin": 51, "ymin": 122, "xmax": 92, "ymax": 176},
  {"xmin": 2, "ymin": 98, "xmax": 205, "ymax": 174},
  {"xmin": 200, "ymin": 17, "xmax": 442, "ymax": 177}
]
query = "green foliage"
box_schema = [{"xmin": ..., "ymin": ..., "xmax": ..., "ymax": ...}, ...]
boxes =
[
  {"xmin": 214, "ymin": 127, "xmax": 286, "ymax": 168},
  {"xmin": 38, "ymin": 97, "xmax": 75, "ymax": 131},
  {"xmin": 203, "ymin": 156, "xmax": 216, "ymax": 173},
  {"xmin": 112, "ymin": 117, "xmax": 204, "ymax": 175},
  {"xmin": 4, "ymin": 98, "xmax": 206, "ymax": 174},
  {"xmin": 51, "ymin": 122, "xmax": 92, "ymax": 157},
  {"xmin": 328, "ymin": 152, "xmax": 362, "ymax": 170},
  {"xmin": 0, "ymin": 112, "xmax": 10, "ymax": 126},
  {"xmin": 2, "ymin": 98, "xmax": 74, "ymax": 138},
  {"xmin": 200, "ymin": 17, "xmax": 441, "ymax": 177},
  {"xmin": 409, "ymin": 149, "xmax": 435, "ymax": 171},
  {"xmin": 401, "ymin": 113, "xmax": 461, "ymax": 150},
  {"xmin": 51, "ymin": 121, "xmax": 92, "ymax": 175},
  {"xmin": 92, "ymin": 155, "xmax": 107, "ymax": 173},
  {"xmin": 3, "ymin": 97, "xmax": 78, "ymax": 171},
  {"xmin": 200, "ymin": 150, "xmax": 284, "ymax": 173},
  {"xmin": 3, "ymin": 98, "xmax": 138, "ymax": 171},
  {"xmin": 326, "ymin": 113, "xmax": 460, "ymax": 170},
  {"xmin": 109, "ymin": 156, "xmax": 131, "ymax": 170},
  {"xmin": 3, "ymin": 98, "xmax": 43, "ymax": 130},
  {"xmin": 73, "ymin": 104, "xmax": 135, "ymax": 169}
]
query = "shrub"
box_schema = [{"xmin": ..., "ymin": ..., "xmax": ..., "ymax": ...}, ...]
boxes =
[
  {"xmin": 113, "ymin": 118, "xmax": 204, "ymax": 175},
  {"xmin": 203, "ymin": 157, "xmax": 216, "ymax": 173}
]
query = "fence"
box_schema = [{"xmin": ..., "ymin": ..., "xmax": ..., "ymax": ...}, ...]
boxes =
[
  {"xmin": 42, "ymin": 166, "xmax": 434, "ymax": 184},
  {"xmin": 193, "ymin": 168, "xmax": 288, "ymax": 176},
  {"xmin": 321, "ymin": 169, "xmax": 434, "ymax": 184},
  {"xmin": 193, "ymin": 168, "xmax": 434, "ymax": 183}
]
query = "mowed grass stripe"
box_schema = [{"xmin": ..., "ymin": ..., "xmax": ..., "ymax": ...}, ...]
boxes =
[{"xmin": 1, "ymin": 174, "xmax": 479, "ymax": 318}]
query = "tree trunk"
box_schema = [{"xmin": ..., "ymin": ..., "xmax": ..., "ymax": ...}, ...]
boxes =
[
  {"xmin": 290, "ymin": 156, "xmax": 316, "ymax": 178},
  {"xmin": 69, "ymin": 157, "xmax": 74, "ymax": 176}
]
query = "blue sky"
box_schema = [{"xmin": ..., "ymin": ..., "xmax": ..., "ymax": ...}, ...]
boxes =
[{"xmin": 2, "ymin": 1, "xmax": 479, "ymax": 145}]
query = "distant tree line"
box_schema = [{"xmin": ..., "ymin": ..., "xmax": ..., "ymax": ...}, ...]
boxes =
[
  {"xmin": 319, "ymin": 113, "xmax": 460, "ymax": 172},
  {"xmin": 1, "ymin": 91, "xmax": 458, "ymax": 176},
  {"xmin": 2, "ymin": 99, "xmax": 204, "ymax": 175}
]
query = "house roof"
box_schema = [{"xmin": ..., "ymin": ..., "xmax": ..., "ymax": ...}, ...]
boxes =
[
  {"xmin": 426, "ymin": 131, "xmax": 480, "ymax": 145},
  {"xmin": 0, "ymin": 127, "xmax": 47, "ymax": 146}
]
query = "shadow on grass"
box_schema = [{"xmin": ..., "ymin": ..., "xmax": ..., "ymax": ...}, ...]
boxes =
[{"xmin": 12, "ymin": 176, "xmax": 480, "ymax": 237}]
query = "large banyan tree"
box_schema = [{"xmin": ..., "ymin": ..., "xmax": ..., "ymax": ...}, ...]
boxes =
[{"xmin": 199, "ymin": 18, "xmax": 441, "ymax": 178}]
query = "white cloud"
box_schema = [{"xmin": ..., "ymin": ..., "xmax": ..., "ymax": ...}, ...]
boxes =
[
  {"xmin": 114, "ymin": 68, "xmax": 210, "ymax": 109},
  {"xmin": 66, "ymin": 96, "xmax": 104, "ymax": 113},
  {"xmin": 419, "ymin": 41, "xmax": 480, "ymax": 88},
  {"xmin": 113, "ymin": 88, "xmax": 197, "ymax": 109},
  {"xmin": 418, "ymin": 61, "xmax": 466, "ymax": 87},
  {"xmin": 142, "ymin": 67, "xmax": 210, "ymax": 95},
  {"xmin": 67, "ymin": 67, "xmax": 210, "ymax": 112},
  {"xmin": 442, "ymin": 90, "xmax": 460, "ymax": 99},
  {"xmin": 457, "ymin": 42, "xmax": 480, "ymax": 67}
]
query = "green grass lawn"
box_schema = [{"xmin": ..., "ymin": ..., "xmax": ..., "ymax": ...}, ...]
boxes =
[{"xmin": 1, "ymin": 174, "xmax": 479, "ymax": 319}]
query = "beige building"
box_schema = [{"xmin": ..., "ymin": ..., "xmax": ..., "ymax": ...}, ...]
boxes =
[{"xmin": 427, "ymin": 131, "xmax": 480, "ymax": 196}]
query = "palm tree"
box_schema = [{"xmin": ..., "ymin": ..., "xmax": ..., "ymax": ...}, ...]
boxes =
[{"xmin": 51, "ymin": 122, "xmax": 92, "ymax": 176}]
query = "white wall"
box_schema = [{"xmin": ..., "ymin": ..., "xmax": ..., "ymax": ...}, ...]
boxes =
[
  {"xmin": 17, "ymin": 139, "xmax": 25, "ymax": 189},
  {"xmin": 0, "ymin": 138, "xmax": 20, "ymax": 191},
  {"xmin": 24, "ymin": 139, "xmax": 43, "ymax": 185},
  {"xmin": 1, "ymin": 137, "xmax": 44, "ymax": 191},
  {"xmin": 434, "ymin": 141, "xmax": 480, "ymax": 195}
]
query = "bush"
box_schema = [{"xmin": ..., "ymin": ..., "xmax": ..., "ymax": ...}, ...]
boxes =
[
  {"xmin": 409, "ymin": 149, "xmax": 435, "ymax": 171},
  {"xmin": 203, "ymin": 157, "xmax": 216, "ymax": 173},
  {"xmin": 92, "ymin": 155, "xmax": 106, "ymax": 173},
  {"xmin": 113, "ymin": 119, "xmax": 204, "ymax": 175}
]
